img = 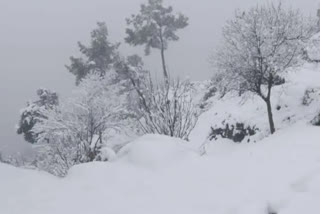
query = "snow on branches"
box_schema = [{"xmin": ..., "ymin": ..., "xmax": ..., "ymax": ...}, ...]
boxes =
[
  {"xmin": 17, "ymin": 89, "xmax": 59, "ymax": 144},
  {"xmin": 213, "ymin": 2, "xmax": 316, "ymax": 134},
  {"xmin": 32, "ymin": 71, "xmax": 129, "ymax": 175},
  {"xmin": 117, "ymin": 58, "xmax": 199, "ymax": 141}
]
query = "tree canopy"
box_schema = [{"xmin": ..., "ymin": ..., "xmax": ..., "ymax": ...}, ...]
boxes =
[
  {"xmin": 125, "ymin": 0, "xmax": 188, "ymax": 83},
  {"xmin": 66, "ymin": 22, "xmax": 120, "ymax": 85}
]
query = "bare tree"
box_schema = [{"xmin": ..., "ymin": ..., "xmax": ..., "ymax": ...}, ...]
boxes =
[
  {"xmin": 213, "ymin": 3, "xmax": 315, "ymax": 134},
  {"xmin": 117, "ymin": 58, "xmax": 199, "ymax": 141},
  {"xmin": 125, "ymin": 0, "xmax": 188, "ymax": 87},
  {"xmin": 138, "ymin": 79, "xmax": 199, "ymax": 140}
]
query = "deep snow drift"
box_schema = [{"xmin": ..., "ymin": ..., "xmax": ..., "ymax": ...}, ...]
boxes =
[
  {"xmin": 1, "ymin": 124, "xmax": 320, "ymax": 214},
  {"xmin": 1, "ymin": 63, "xmax": 320, "ymax": 214}
]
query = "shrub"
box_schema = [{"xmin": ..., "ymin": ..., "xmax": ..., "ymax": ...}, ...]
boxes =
[
  {"xmin": 302, "ymin": 88, "xmax": 320, "ymax": 106},
  {"xmin": 209, "ymin": 122, "xmax": 259, "ymax": 143},
  {"xmin": 137, "ymin": 78, "xmax": 200, "ymax": 141},
  {"xmin": 312, "ymin": 113, "xmax": 320, "ymax": 126},
  {"xmin": 118, "ymin": 60, "xmax": 200, "ymax": 141}
]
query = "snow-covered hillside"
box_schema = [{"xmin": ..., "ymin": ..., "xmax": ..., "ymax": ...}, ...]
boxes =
[
  {"xmin": 190, "ymin": 63, "xmax": 320, "ymax": 145},
  {"xmin": 1, "ymin": 60, "xmax": 320, "ymax": 214}
]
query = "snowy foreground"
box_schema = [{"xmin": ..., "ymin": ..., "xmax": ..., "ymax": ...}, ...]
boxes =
[
  {"xmin": 2, "ymin": 63, "xmax": 320, "ymax": 214},
  {"xmin": 2, "ymin": 124, "xmax": 320, "ymax": 214}
]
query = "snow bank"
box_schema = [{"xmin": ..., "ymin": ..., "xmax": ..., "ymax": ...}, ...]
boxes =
[
  {"xmin": 0, "ymin": 163, "xmax": 62, "ymax": 214},
  {"xmin": 117, "ymin": 134, "xmax": 198, "ymax": 169},
  {"xmin": 2, "ymin": 124, "xmax": 320, "ymax": 214}
]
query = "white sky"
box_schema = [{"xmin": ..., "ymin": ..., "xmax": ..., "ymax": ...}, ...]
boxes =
[{"xmin": 0, "ymin": 0, "xmax": 319, "ymax": 153}]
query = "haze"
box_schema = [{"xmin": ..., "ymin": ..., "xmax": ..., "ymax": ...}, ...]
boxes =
[{"xmin": 0, "ymin": 0, "xmax": 318, "ymax": 153}]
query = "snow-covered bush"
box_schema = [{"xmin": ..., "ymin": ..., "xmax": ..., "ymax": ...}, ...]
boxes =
[
  {"xmin": 17, "ymin": 89, "xmax": 59, "ymax": 144},
  {"xmin": 209, "ymin": 122, "xmax": 259, "ymax": 143},
  {"xmin": 32, "ymin": 72, "xmax": 130, "ymax": 175},
  {"xmin": 137, "ymin": 79, "xmax": 199, "ymax": 141},
  {"xmin": 302, "ymin": 88, "xmax": 320, "ymax": 126},
  {"xmin": 32, "ymin": 142, "xmax": 75, "ymax": 177},
  {"xmin": 0, "ymin": 151, "xmax": 4, "ymax": 163},
  {"xmin": 302, "ymin": 88, "xmax": 320, "ymax": 106},
  {"xmin": 0, "ymin": 152, "xmax": 33, "ymax": 169},
  {"xmin": 199, "ymin": 84, "xmax": 217, "ymax": 110},
  {"xmin": 311, "ymin": 113, "xmax": 320, "ymax": 126},
  {"xmin": 202, "ymin": 85, "xmax": 217, "ymax": 103},
  {"xmin": 303, "ymin": 32, "xmax": 320, "ymax": 63}
]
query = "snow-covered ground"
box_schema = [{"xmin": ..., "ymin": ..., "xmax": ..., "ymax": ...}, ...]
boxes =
[
  {"xmin": 1, "ymin": 123, "xmax": 320, "ymax": 214},
  {"xmin": 1, "ymin": 62, "xmax": 320, "ymax": 214},
  {"xmin": 190, "ymin": 62, "xmax": 320, "ymax": 144}
]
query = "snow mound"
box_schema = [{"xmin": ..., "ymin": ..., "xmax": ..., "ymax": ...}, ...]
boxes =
[
  {"xmin": 117, "ymin": 134, "xmax": 198, "ymax": 169},
  {"xmin": 2, "ymin": 124, "xmax": 320, "ymax": 214}
]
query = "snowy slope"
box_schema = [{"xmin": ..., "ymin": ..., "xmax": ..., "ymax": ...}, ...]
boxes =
[
  {"xmin": 1, "ymin": 124, "xmax": 320, "ymax": 214},
  {"xmin": 190, "ymin": 62, "xmax": 320, "ymax": 145}
]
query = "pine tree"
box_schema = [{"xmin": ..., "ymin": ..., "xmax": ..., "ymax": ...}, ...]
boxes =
[
  {"xmin": 66, "ymin": 22, "xmax": 120, "ymax": 85},
  {"xmin": 125, "ymin": 0, "xmax": 188, "ymax": 86}
]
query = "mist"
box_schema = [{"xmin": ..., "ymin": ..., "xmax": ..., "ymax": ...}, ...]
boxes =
[{"xmin": 0, "ymin": 0, "xmax": 319, "ymax": 152}]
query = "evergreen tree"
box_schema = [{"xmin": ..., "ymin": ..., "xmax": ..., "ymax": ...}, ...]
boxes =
[
  {"xmin": 66, "ymin": 22, "xmax": 120, "ymax": 85},
  {"xmin": 125, "ymin": 0, "xmax": 188, "ymax": 86},
  {"xmin": 17, "ymin": 89, "xmax": 59, "ymax": 144}
]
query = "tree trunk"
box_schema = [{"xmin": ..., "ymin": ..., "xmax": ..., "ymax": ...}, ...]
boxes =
[
  {"xmin": 161, "ymin": 46, "xmax": 169, "ymax": 86},
  {"xmin": 265, "ymin": 98, "xmax": 276, "ymax": 134},
  {"xmin": 159, "ymin": 28, "xmax": 169, "ymax": 87}
]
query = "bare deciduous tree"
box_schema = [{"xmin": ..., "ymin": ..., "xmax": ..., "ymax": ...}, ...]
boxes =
[
  {"xmin": 138, "ymin": 79, "xmax": 199, "ymax": 140},
  {"xmin": 117, "ymin": 59, "xmax": 199, "ymax": 141},
  {"xmin": 213, "ymin": 3, "xmax": 315, "ymax": 134}
]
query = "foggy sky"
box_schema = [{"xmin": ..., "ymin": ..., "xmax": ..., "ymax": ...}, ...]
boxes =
[{"xmin": 0, "ymin": 0, "xmax": 319, "ymax": 153}]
